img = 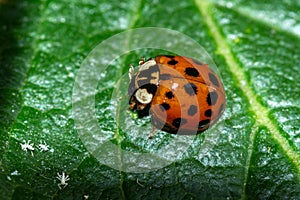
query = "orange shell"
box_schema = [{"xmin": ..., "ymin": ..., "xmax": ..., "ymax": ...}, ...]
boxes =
[{"xmin": 149, "ymin": 55, "xmax": 226, "ymax": 134}]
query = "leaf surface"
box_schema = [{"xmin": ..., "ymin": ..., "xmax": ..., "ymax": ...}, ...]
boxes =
[{"xmin": 0, "ymin": 0, "xmax": 299, "ymax": 199}]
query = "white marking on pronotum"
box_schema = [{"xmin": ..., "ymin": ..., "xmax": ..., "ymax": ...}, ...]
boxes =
[
  {"xmin": 57, "ymin": 172, "xmax": 69, "ymax": 189},
  {"xmin": 135, "ymin": 88, "xmax": 153, "ymax": 104},
  {"xmin": 139, "ymin": 59, "xmax": 156, "ymax": 71},
  {"xmin": 20, "ymin": 140, "xmax": 34, "ymax": 156}
]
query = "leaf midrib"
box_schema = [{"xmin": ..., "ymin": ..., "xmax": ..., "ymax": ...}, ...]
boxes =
[{"xmin": 195, "ymin": 0, "xmax": 300, "ymax": 191}]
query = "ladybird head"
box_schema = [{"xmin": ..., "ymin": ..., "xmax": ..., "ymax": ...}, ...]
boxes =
[{"xmin": 128, "ymin": 58, "xmax": 159, "ymax": 117}]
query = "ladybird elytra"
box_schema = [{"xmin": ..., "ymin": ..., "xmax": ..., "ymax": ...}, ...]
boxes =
[{"xmin": 128, "ymin": 55, "xmax": 226, "ymax": 138}]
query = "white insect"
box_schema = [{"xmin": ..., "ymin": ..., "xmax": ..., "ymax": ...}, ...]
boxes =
[
  {"xmin": 38, "ymin": 142, "xmax": 49, "ymax": 152},
  {"xmin": 57, "ymin": 172, "xmax": 69, "ymax": 189},
  {"xmin": 20, "ymin": 140, "xmax": 34, "ymax": 156},
  {"xmin": 83, "ymin": 195, "xmax": 89, "ymax": 199}
]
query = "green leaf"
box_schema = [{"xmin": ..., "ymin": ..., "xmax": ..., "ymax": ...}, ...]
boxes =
[{"xmin": 1, "ymin": 0, "xmax": 299, "ymax": 199}]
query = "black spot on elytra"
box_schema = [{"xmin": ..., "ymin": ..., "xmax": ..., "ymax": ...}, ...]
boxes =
[
  {"xmin": 198, "ymin": 119, "xmax": 210, "ymax": 128},
  {"xmin": 165, "ymin": 91, "xmax": 174, "ymax": 99},
  {"xmin": 204, "ymin": 109, "xmax": 212, "ymax": 117},
  {"xmin": 208, "ymin": 73, "xmax": 220, "ymax": 87},
  {"xmin": 168, "ymin": 59, "xmax": 178, "ymax": 65},
  {"xmin": 185, "ymin": 67, "xmax": 199, "ymax": 77},
  {"xmin": 160, "ymin": 74, "xmax": 171, "ymax": 80},
  {"xmin": 184, "ymin": 83, "xmax": 198, "ymax": 96},
  {"xmin": 207, "ymin": 91, "xmax": 218, "ymax": 106},
  {"xmin": 192, "ymin": 58, "xmax": 203, "ymax": 65},
  {"xmin": 219, "ymin": 103, "xmax": 225, "ymax": 115},
  {"xmin": 188, "ymin": 105, "xmax": 197, "ymax": 116},
  {"xmin": 160, "ymin": 103, "xmax": 170, "ymax": 111},
  {"xmin": 172, "ymin": 118, "xmax": 187, "ymax": 129}
]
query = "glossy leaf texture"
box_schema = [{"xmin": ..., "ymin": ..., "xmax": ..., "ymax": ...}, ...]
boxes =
[{"xmin": 0, "ymin": 0, "xmax": 299, "ymax": 199}]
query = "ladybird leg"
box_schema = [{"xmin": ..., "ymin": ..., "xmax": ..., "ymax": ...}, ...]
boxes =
[
  {"xmin": 129, "ymin": 64, "xmax": 134, "ymax": 80},
  {"xmin": 148, "ymin": 126, "xmax": 156, "ymax": 139},
  {"xmin": 129, "ymin": 101, "xmax": 136, "ymax": 110}
]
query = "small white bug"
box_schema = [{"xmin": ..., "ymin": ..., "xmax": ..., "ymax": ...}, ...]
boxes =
[
  {"xmin": 83, "ymin": 195, "xmax": 89, "ymax": 199},
  {"xmin": 20, "ymin": 140, "xmax": 34, "ymax": 156},
  {"xmin": 56, "ymin": 172, "xmax": 69, "ymax": 189},
  {"xmin": 38, "ymin": 142, "xmax": 49, "ymax": 152}
]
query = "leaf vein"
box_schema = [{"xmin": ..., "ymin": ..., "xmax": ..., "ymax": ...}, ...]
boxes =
[{"xmin": 195, "ymin": 0, "xmax": 300, "ymax": 183}]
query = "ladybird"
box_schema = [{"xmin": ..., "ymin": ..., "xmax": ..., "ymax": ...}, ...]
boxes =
[{"xmin": 128, "ymin": 55, "xmax": 226, "ymax": 139}]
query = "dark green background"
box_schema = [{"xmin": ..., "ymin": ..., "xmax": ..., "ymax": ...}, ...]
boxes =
[{"xmin": 0, "ymin": 0, "xmax": 299, "ymax": 199}]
